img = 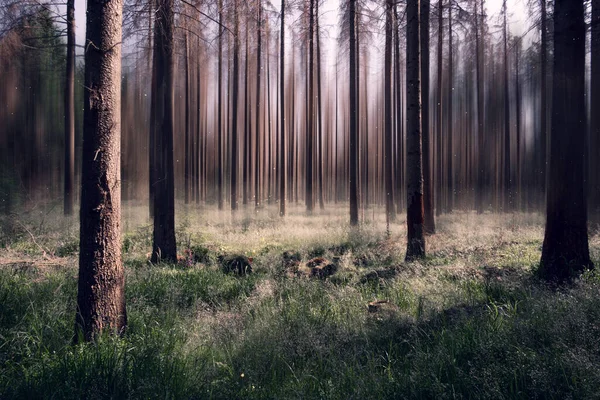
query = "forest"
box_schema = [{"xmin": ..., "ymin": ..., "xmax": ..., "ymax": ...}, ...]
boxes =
[{"xmin": 0, "ymin": 0, "xmax": 599, "ymax": 397}]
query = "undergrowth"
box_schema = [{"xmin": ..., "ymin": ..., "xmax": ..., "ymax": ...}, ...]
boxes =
[{"xmin": 0, "ymin": 203, "xmax": 599, "ymax": 399}]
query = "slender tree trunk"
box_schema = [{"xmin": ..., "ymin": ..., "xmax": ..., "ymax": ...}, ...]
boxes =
[
  {"xmin": 279, "ymin": 0, "xmax": 286, "ymax": 216},
  {"xmin": 76, "ymin": 0, "xmax": 126, "ymax": 342},
  {"xmin": 421, "ymin": 0, "xmax": 434, "ymax": 234},
  {"xmin": 515, "ymin": 36, "xmax": 522, "ymax": 211},
  {"xmin": 217, "ymin": 0, "xmax": 224, "ymax": 210},
  {"xmin": 64, "ymin": 0, "xmax": 75, "ymax": 216},
  {"xmin": 540, "ymin": 0, "xmax": 547, "ymax": 207},
  {"xmin": 231, "ymin": 3, "xmax": 240, "ymax": 210},
  {"xmin": 184, "ymin": 29, "xmax": 190, "ymax": 204},
  {"xmin": 148, "ymin": 0, "xmax": 155, "ymax": 219},
  {"xmin": 475, "ymin": 0, "xmax": 485, "ymax": 213},
  {"xmin": 406, "ymin": 0, "xmax": 425, "ymax": 260},
  {"xmin": 540, "ymin": 0, "xmax": 592, "ymax": 281},
  {"xmin": 395, "ymin": 4, "xmax": 404, "ymax": 213},
  {"xmin": 349, "ymin": 0, "xmax": 359, "ymax": 225},
  {"xmin": 305, "ymin": 0, "xmax": 315, "ymax": 212},
  {"xmin": 243, "ymin": 21, "xmax": 249, "ymax": 206},
  {"xmin": 502, "ymin": 0, "xmax": 511, "ymax": 211},
  {"xmin": 316, "ymin": 0, "xmax": 324, "ymax": 210},
  {"xmin": 435, "ymin": 0, "xmax": 443, "ymax": 217},
  {"xmin": 255, "ymin": 1, "xmax": 262, "ymax": 208},
  {"xmin": 446, "ymin": 0, "xmax": 453, "ymax": 212},
  {"xmin": 384, "ymin": 0, "xmax": 395, "ymax": 225}
]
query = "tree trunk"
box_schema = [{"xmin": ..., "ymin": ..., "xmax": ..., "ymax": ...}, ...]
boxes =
[
  {"xmin": 384, "ymin": 0, "xmax": 395, "ymax": 225},
  {"xmin": 540, "ymin": 0, "xmax": 547, "ymax": 207},
  {"xmin": 316, "ymin": 0, "xmax": 324, "ymax": 210},
  {"xmin": 475, "ymin": 0, "xmax": 485, "ymax": 214},
  {"xmin": 349, "ymin": 0, "xmax": 359, "ymax": 225},
  {"xmin": 279, "ymin": 0, "xmax": 286, "ymax": 217},
  {"xmin": 446, "ymin": 0, "xmax": 453, "ymax": 212},
  {"xmin": 502, "ymin": 0, "xmax": 511, "ymax": 211},
  {"xmin": 151, "ymin": 0, "xmax": 177, "ymax": 263},
  {"xmin": 64, "ymin": 0, "xmax": 75, "ymax": 216},
  {"xmin": 184, "ymin": 29, "xmax": 190, "ymax": 205},
  {"xmin": 76, "ymin": 0, "xmax": 126, "ymax": 341},
  {"xmin": 421, "ymin": 0, "xmax": 434, "ymax": 234},
  {"xmin": 540, "ymin": 0, "xmax": 593, "ymax": 281},
  {"xmin": 590, "ymin": 0, "xmax": 600, "ymax": 226},
  {"xmin": 231, "ymin": 2, "xmax": 240, "ymax": 210},
  {"xmin": 243, "ymin": 21, "xmax": 250, "ymax": 206},
  {"xmin": 435, "ymin": 0, "xmax": 443, "ymax": 217},
  {"xmin": 217, "ymin": 0, "xmax": 224, "ymax": 210},
  {"xmin": 406, "ymin": 0, "xmax": 425, "ymax": 260},
  {"xmin": 255, "ymin": 1, "xmax": 262, "ymax": 209}
]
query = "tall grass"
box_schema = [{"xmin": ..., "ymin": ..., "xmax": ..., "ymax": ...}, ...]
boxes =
[{"xmin": 0, "ymin": 203, "xmax": 599, "ymax": 398}]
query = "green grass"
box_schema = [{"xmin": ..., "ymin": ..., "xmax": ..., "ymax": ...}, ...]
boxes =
[{"xmin": 1, "ymin": 203, "xmax": 599, "ymax": 399}]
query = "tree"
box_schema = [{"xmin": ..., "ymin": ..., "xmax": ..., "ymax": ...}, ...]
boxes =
[
  {"xmin": 231, "ymin": 0, "xmax": 241, "ymax": 211},
  {"xmin": 349, "ymin": 0, "xmax": 359, "ymax": 226},
  {"xmin": 539, "ymin": 0, "xmax": 593, "ymax": 281},
  {"xmin": 76, "ymin": 0, "xmax": 126, "ymax": 341},
  {"xmin": 217, "ymin": 0, "xmax": 224, "ymax": 210},
  {"xmin": 406, "ymin": 0, "xmax": 426, "ymax": 260},
  {"xmin": 502, "ymin": 0, "xmax": 511, "ymax": 211},
  {"xmin": 279, "ymin": 0, "xmax": 286, "ymax": 217},
  {"xmin": 421, "ymin": 0, "xmax": 434, "ymax": 234},
  {"xmin": 590, "ymin": 0, "xmax": 600, "ymax": 226},
  {"xmin": 384, "ymin": 0, "xmax": 394, "ymax": 225},
  {"xmin": 63, "ymin": 0, "xmax": 75, "ymax": 216},
  {"xmin": 150, "ymin": 0, "xmax": 176, "ymax": 263}
]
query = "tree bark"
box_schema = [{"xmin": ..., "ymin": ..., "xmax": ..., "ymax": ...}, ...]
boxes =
[
  {"xmin": 406, "ymin": 0, "xmax": 426, "ymax": 260},
  {"xmin": 76, "ymin": 0, "xmax": 126, "ymax": 341},
  {"xmin": 540, "ymin": 0, "xmax": 593, "ymax": 281},
  {"xmin": 279, "ymin": 0, "xmax": 286, "ymax": 217},
  {"xmin": 502, "ymin": 0, "xmax": 511, "ymax": 211},
  {"xmin": 217, "ymin": 0, "xmax": 224, "ymax": 210},
  {"xmin": 590, "ymin": 0, "xmax": 600, "ymax": 226},
  {"xmin": 384, "ymin": 0, "xmax": 395, "ymax": 225},
  {"xmin": 231, "ymin": 2, "xmax": 240, "ymax": 210}
]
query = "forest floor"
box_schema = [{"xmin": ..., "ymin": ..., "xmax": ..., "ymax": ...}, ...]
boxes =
[{"xmin": 1, "ymin": 202, "xmax": 600, "ymax": 399}]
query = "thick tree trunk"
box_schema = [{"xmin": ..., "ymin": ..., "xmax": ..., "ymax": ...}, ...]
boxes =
[
  {"xmin": 406, "ymin": 0, "xmax": 426, "ymax": 260},
  {"xmin": 349, "ymin": 0, "xmax": 359, "ymax": 225},
  {"xmin": 76, "ymin": 0, "xmax": 126, "ymax": 342},
  {"xmin": 279, "ymin": 0, "xmax": 286, "ymax": 217},
  {"xmin": 151, "ymin": 0, "xmax": 177, "ymax": 263},
  {"xmin": 64, "ymin": 0, "xmax": 75, "ymax": 216},
  {"xmin": 540, "ymin": 0, "xmax": 593, "ymax": 281},
  {"xmin": 421, "ymin": 0, "xmax": 434, "ymax": 234}
]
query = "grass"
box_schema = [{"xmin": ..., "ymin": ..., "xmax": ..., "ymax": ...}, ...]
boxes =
[{"xmin": 1, "ymin": 201, "xmax": 600, "ymax": 399}]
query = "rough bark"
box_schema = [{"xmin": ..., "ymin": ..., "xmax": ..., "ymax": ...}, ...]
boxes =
[
  {"xmin": 540, "ymin": 0, "xmax": 593, "ymax": 281},
  {"xmin": 406, "ymin": 0, "xmax": 426, "ymax": 260},
  {"xmin": 76, "ymin": 0, "xmax": 126, "ymax": 342},
  {"xmin": 279, "ymin": 0, "xmax": 286, "ymax": 217}
]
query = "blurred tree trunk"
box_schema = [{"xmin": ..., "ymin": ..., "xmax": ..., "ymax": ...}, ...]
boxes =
[
  {"xmin": 231, "ymin": 2, "xmax": 240, "ymax": 210},
  {"xmin": 421, "ymin": 0, "xmax": 434, "ymax": 234},
  {"xmin": 349, "ymin": 0, "xmax": 359, "ymax": 225},
  {"xmin": 217, "ymin": 0, "xmax": 224, "ymax": 210},
  {"xmin": 255, "ymin": 1, "xmax": 262, "ymax": 209},
  {"xmin": 150, "ymin": 0, "xmax": 176, "ymax": 263},
  {"xmin": 384, "ymin": 0, "xmax": 395, "ymax": 225},
  {"xmin": 502, "ymin": 0, "xmax": 511, "ymax": 211},
  {"xmin": 540, "ymin": 0, "xmax": 547, "ymax": 207},
  {"xmin": 435, "ymin": 0, "xmax": 443, "ymax": 217},
  {"xmin": 279, "ymin": 0, "xmax": 286, "ymax": 217},
  {"xmin": 316, "ymin": 0, "xmax": 324, "ymax": 210},
  {"xmin": 184, "ymin": 28, "xmax": 190, "ymax": 205},
  {"xmin": 76, "ymin": 0, "xmax": 126, "ymax": 342},
  {"xmin": 446, "ymin": 0, "xmax": 453, "ymax": 212},
  {"xmin": 243, "ymin": 20, "xmax": 249, "ymax": 206},
  {"xmin": 63, "ymin": 0, "xmax": 75, "ymax": 216},
  {"xmin": 540, "ymin": 0, "xmax": 592, "ymax": 281},
  {"xmin": 475, "ymin": 0, "xmax": 485, "ymax": 214},
  {"xmin": 406, "ymin": 0, "xmax": 425, "ymax": 260}
]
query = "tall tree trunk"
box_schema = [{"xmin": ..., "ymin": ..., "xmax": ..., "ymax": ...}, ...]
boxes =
[
  {"xmin": 515, "ymin": 36, "xmax": 522, "ymax": 210},
  {"xmin": 446, "ymin": 0, "xmax": 453, "ymax": 212},
  {"xmin": 217, "ymin": 0, "xmax": 224, "ymax": 210},
  {"xmin": 384, "ymin": 0, "xmax": 395, "ymax": 225},
  {"xmin": 540, "ymin": 0, "xmax": 592, "ymax": 281},
  {"xmin": 148, "ymin": 0, "xmax": 155, "ymax": 219},
  {"xmin": 395, "ymin": 4, "xmax": 404, "ymax": 213},
  {"xmin": 406, "ymin": 0, "xmax": 425, "ymax": 260},
  {"xmin": 502, "ymin": 0, "xmax": 511, "ymax": 211},
  {"xmin": 421, "ymin": 0, "xmax": 434, "ymax": 234},
  {"xmin": 305, "ymin": 0, "xmax": 315, "ymax": 212},
  {"xmin": 279, "ymin": 0, "xmax": 286, "ymax": 216},
  {"xmin": 76, "ymin": 0, "xmax": 126, "ymax": 341},
  {"xmin": 243, "ymin": 21, "xmax": 250, "ymax": 206},
  {"xmin": 475, "ymin": 0, "xmax": 485, "ymax": 213},
  {"xmin": 184, "ymin": 29, "xmax": 190, "ymax": 205},
  {"xmin": 435, "ymin": 0, "xmax": 443, "ymax": 217},
  {"xmin": 349, "ymin": 0, "xmax": 359, "ymax": 225},
  {"xmin": 540, "ymin": 0, "xmax": 547, "ymax": 207},
  {"xmin": 64, "ymin": 0, "xmax": 75, "ymax": 216},
  {"xmin": 590, "ymin": 0, "xmax": 600, "ymax": 226},
  {"xmin": 255, "ymin": 1, "xmax": 262, "ymax": 208},
  {"xmin": 151, "ymin": 0, "xmax": 176, "ymax": 263},
  {"xmin": 231, "ymin": 3, "xmax": 240, "ymax": 210},
  {"xmin": 316, "ymin": 0, "xmax": 324, "ymax": 210}
]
